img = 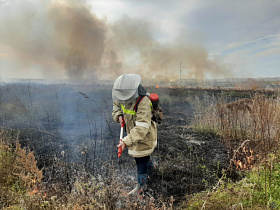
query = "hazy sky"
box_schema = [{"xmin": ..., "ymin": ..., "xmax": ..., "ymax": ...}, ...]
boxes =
[
  {"xmin": 0, "ymin": 0, "xmax": 280, "ymax": 80},
  {"xmin": 90, "ymin": 0, "xmax": 280, "ymax": 78}
]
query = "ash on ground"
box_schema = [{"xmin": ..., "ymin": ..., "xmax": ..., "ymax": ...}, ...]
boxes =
[{"xmin": 118, "ymin": 96, "xmax": 229, "ymax": 201}]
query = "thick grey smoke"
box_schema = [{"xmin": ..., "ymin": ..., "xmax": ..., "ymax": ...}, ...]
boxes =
[
  {"xmin": 0, "ymin": 0, "xmax": 106, "ymax": 80},
  {"xmin": 0, "ymin": 0, "xmax": 231, "ymax": 80},
  {"xmin": 106, "ymin": 15, "xmax": 231, "ymax": 80}
]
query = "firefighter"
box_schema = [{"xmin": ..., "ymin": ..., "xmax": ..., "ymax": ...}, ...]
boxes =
[{"xmin": 112, "ymin": 73, "xmax": 157, "ymax": 195}]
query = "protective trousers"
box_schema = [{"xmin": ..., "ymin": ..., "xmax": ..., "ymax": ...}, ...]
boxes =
[{"xmin": 134, "ymin": 156, "xmax": 152, "ymax": 189}]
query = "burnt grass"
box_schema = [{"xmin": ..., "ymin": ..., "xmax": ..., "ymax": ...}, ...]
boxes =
[
  {"xmin": 0, "ymin": 83, "xmax": 256, "ymax": 205},
  {"xmin": 116, "ymin": 87, "xmax": 240, "ymax": 203},
  {"xmin": 145, "ymin": 89, "xmax": 229, "ymax": 201}
]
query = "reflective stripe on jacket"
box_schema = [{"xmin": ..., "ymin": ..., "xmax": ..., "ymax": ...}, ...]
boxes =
[{"xmin": 112, "ymin": 96, "xmax": 157, "ymax": 158}]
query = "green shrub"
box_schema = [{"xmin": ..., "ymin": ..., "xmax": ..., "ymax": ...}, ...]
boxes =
[{"xmin": 187, "ymin": 154, "xmax": 280, "ymax": 209}]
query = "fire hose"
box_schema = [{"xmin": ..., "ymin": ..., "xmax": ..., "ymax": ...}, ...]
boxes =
[{"xmin": 118, "ymin": 119, "xmax": 125, "ymax": 158}]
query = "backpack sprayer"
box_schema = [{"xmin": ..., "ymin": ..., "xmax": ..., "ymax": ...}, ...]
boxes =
[{"xmin": 147, "ymin": 93, "xmax": 159, "ymax": 110}]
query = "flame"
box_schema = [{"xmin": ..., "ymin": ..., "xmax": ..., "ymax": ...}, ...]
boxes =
[
  {"xmin": 236, "ymin": 160, "xmax": 243, "ymax": 169},
  {"xmin": 235, "ymin": 146, "xmax": 254, "ymax": 170},
  {"xmin": 156, "ymin": 85, "xmax": 159, "ymax": 88},
  {"xmin": 29, "ymin": 187, "xmax": 39, "ymax": 195}
]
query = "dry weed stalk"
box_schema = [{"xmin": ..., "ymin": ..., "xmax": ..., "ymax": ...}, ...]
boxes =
[
  {"xmin": 0, "ymin": 133, "xmax": 43, "ymax": 208},
  {"xmin": 216, "ymin": 95, "xmax": 280, "ymax": 156},
  {"xmin": 193, "ymin": 95, "xmax": 220, "ymax": 132},
  {"xmin": 193, "ymin": 94, "xmax": 280, "ymax": 170},
  {"xmin": 201, "ymin": 139, "xmax": 250, "ymax": 210},
  {"xmin": 193, "ymin": 93, "xmax": 280, "ymax": 207},
  {"xmin": 13, "ymin": 140, "xmax": 43, "ymax": 189}
]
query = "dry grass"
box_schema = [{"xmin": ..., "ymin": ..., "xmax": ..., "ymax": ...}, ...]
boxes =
[
  {"xmin": 190, "ymin": 93, "xmax": 280, "ymax": 208},
  {"xmin": 192, "ymin": 94, "xmax": 220, "ymax": 133},
  {"xmin": 0, "ymin": 130, "xmax": 175, "ymax": 210},
  {"xmin": 0, "ymin": 131, "xmax": 43, "ymax": 208},
  {"xmin": 192, "ymin": 94, "xmax": 280, "ymax": 158}
]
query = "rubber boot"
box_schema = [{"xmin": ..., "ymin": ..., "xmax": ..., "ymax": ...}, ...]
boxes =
[{"xmin": 128, "ymin": 174, "xmax": 147, "ymax": 195}]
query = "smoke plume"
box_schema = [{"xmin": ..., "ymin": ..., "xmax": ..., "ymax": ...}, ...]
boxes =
[
  {"xmin": 0, "ymin": 0, "xmax": 231, "ymax": 80},
  {"xmin": 0, "ymin": 0, "xmax": 106, "ymax": 80},
  {"xmin": 105, "ymin": 15, "xmax": 231, "ymax": 80}
]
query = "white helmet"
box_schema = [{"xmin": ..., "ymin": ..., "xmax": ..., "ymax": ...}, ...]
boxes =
[{"xmin": 112, "ymin": 74, "xmax": 141, "ymax": 102}]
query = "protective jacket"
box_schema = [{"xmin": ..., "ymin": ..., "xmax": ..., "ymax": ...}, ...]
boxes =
[{"xmin": 112, "ymin": 96, "xmax": 157, "ymax": 158}]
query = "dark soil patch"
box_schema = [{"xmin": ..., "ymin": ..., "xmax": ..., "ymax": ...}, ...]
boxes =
[
  {"xmin": 140, "ymin": 99, "xmax": 229, "ymax": 202},
  {"xmin": 1, "ymin": 84, "xmax": 234, "ymax": 206}
]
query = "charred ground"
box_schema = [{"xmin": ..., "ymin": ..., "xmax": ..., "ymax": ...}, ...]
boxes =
[{"xmin": 0, "ymin": 83, "xmax": 254, "ymax": 204}]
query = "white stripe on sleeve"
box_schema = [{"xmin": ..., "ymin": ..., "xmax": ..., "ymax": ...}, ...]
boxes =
[{"xmin": 135, "ymin": 121, "xmax": 149, "ymax": 129}]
